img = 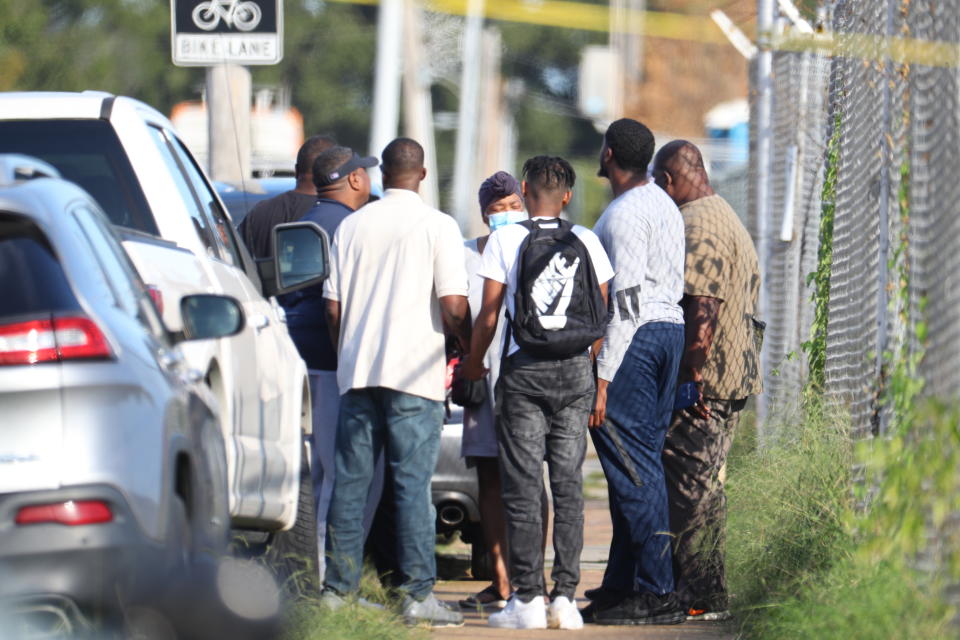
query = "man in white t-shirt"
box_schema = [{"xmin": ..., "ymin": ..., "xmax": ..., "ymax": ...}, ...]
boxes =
[
  {"xmin": 582, "ymin": 119, "xmax": 687, "ymax": 626},
  {"xmin": 320, "ymin": 138, "xmax": 469, "ymax": 627},
  {"xmin": 462, "ymin": 156, "xmax": 614, "ymax": 630}
]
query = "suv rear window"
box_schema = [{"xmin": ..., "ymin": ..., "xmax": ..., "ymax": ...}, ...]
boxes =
[
  {"xmin": 0, "ymin": 120, "xmax": 158, "ymax": 235},
  {"xmin": 0, "ymin": 213, "xmax": 80, "ymax": 322}
]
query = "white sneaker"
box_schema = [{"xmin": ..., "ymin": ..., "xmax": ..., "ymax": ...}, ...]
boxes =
[
  {"xmin": 547, "ymin": 595, "xmax": 584, "ymax": 630},
  {"xmin": 488, "ymin": 594, "xmax": 548, "ymax": 629}
]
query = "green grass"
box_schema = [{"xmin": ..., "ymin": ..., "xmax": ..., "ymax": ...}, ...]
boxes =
[
  {"xmin": 725, "ymin": 401, "xmax": 960, "ymax": 638},
  {"xmin": 283, "ymin": 566, "xmax": 429, "ymax": 640}
]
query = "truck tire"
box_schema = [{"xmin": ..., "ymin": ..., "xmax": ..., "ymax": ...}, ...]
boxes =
[{"xmin": 264, "ymin": 450, "xmax": 319, "ymax": 599}]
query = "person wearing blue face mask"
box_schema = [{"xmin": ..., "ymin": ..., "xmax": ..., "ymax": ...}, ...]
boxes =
[{"xmin": 458, "ymin": 170, "xmax": 544, "ymax": 611}]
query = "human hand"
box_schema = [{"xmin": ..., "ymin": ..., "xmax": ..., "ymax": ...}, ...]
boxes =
[
  {"xmin": 459, "ymin": 354, "xmax": 488, "ymax": 381},
  {"xmin": 589, "ymin": 378, "xmax": 609, "ymax": 428}
]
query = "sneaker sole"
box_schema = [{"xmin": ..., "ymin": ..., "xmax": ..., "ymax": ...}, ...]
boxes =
[
  {"xmin": 595, "ymin": 610, "xmax": 686, "ymax": 626},
  {"xmin": 686, "ymin": 611, "xmax": 732, "ymax": 622}
]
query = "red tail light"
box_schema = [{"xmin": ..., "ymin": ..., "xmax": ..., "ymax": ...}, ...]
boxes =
[
  {"xmin": 146, "ymin": 285, "xmax": 164, "ymax": 315},
  {"xmin": 0, "ymin": 316, "xmax": 112, "ymax": 365},
  {"xmin": 16, "ymin": 500, "xmax": 113, "ymax": 526}
]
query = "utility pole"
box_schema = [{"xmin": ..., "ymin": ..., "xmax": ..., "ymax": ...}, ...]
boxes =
[
  {"xmin": 464, "ymin": 25, "xmax": 505, "ymax": 238},
  {"xmin": 369, "ymin": 0, "xmax": 404, "ymax": 188},
  {"xmin": 609, "ymin": 0, "xmax": 643, "ymax": 117},
  {"xmin": 755, "ymin": 0, "xmax": 776, "ymax": 429},
  {"xmin": 403, "ymin": 0, "xmax": 439, "ymax": 207},
  {"xmin": 451, "ymin": 0, "xmax": 485, "ymax": 232},
  {"xmin": 206, "ymin": 64, "xmax": 252, "ymax": 184}
]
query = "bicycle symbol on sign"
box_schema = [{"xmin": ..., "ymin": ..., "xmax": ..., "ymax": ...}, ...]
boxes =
[{"xmin": 192, "ymin": 0, "xmax": 262, "ymax": 31}]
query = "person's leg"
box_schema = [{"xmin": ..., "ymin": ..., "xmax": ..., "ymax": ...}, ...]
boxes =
[
  {"xmin": 544, "ymin": 355, "xmax": 593, "ymax": 601},
  {"xmin": 362, "ymin": 446, "xmax": 386, "ymax": 539},
  {"xmin": 495, "ymin": 355, "xmax": 551, "ymax": 604},
  {"xmin": 599, "ymin": 322, "xmax": 684, "ymax": 597},
  {"xmin": 323, "ymin": 388, "xmax": 383, "ymax": 596},
  {"xmin": 381, "ymin": 388, "xmax": 445, "ymax": 600},
  {"xmin": 476, "ymin": 457, "xmax": 512, "ymax": 599},
  {"xmin": 663, "ymin": 400, "xmax": 740, "ymax": 610},
  {"xmin": 309, "ymin": 370, "xmax": 340, "ymax": 583},
  {"xmin": 590, "ymin": 427, "xmax": 638, "ymax": 595}
]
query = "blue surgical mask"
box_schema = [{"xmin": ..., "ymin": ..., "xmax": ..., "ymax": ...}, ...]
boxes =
[{"xmin": 488, "ymin": 209, "xmax": 528, "ymax": 231}]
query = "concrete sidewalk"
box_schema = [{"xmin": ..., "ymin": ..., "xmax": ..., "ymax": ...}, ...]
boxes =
[{"xmin": 431, "ymin": 454, "xmax": 732, "ymax": 639}]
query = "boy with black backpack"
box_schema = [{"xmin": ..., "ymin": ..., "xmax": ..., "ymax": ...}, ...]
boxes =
[{"xmin": 461, "ymin": 156, "xmax": 613, "ymax": 630}]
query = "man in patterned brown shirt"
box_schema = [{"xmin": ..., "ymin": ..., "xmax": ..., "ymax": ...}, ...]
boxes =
[{"xmin": 652, "ymin": 141, "xmax": 762, "ymax": 622}]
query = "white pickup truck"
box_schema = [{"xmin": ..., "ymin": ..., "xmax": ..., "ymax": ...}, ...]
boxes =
[{"xmin": 0, "ymin": 92, "xmax": 321, "ymax": 570}]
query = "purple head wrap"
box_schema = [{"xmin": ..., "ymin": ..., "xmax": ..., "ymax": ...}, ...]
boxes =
[{"xmin": 478, "ymin": 171, "xmax": 522, "ymax": 213}]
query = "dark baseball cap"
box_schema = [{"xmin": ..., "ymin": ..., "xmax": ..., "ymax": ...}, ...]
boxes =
[{"xmin": 315, "ymin": 152, "xmax": 378, "ymax": 187}]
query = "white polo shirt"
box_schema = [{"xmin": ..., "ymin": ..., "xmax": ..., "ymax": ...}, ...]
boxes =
[{"xmin": 323, "ymin": 188, "xmax": 468, "ymax": 402}]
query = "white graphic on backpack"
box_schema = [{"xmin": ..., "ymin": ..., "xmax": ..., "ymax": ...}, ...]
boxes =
[{"xmin": 531, "ymin": 252, "xmax": 580, "ymax": 330}]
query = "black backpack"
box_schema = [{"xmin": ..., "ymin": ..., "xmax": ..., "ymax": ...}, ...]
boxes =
[{"xmin": 508, "ymin": 218, "xmax": 608, "ymax": 358}]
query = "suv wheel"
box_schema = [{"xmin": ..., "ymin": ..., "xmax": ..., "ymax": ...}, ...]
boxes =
[{"xmin": 262, "ymin": 448, "xmax": 320, "ymax": 599}]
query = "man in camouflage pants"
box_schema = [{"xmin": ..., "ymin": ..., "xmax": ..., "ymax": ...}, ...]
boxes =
[{"xmin": 652, "ymin": 141, "xmax": 763, "ymax": 622}]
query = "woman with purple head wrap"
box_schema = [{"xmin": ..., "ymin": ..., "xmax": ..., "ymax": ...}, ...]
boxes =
[
  {"xmin": 477, "ymin": 171, "xmax": 526, "ymax": 234},
  {"xmin": 457, "ymin": 171, "xmax": 545, "ymax": 610}
]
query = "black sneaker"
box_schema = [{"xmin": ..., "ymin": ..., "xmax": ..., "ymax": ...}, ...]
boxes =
[
  {"xmin": 580, "ymin": 587, "xmax": 628, "ymax": 623},
  {"xmin": 583, "ymin": 586, "xmax": 623, "ymax": 602},
  {"xmin": 593, "ymin": 591, "xmax": 685, "ymax": 626}
]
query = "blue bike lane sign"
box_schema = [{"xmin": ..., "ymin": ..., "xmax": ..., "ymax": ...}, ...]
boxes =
[{"xmin": 171, "ymin": 0, "xmax": 283, "ymax": 66}]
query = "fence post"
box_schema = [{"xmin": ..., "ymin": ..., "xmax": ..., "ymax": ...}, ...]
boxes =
[{"xmin": 755, "ymin": 0, "xmax": 776, "ymax": 434}]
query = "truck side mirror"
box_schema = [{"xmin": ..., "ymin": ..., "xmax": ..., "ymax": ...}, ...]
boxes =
[{"xmin": 257, "ymin": 221, "xmax": 331, "ymax": 298}]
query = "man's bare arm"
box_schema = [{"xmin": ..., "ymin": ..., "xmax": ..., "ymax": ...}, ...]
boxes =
[
  {"xmin": 679, "ymin": 294, "xmax": 721, "ymax": 385},
  {"xmin": 324, "ymin": 298, "xmax": 341, "ymax": 351},
  {"xmin": 589, "ymin": 282, "xmax": 610, "ymax": 428},
  {"xmin": 461, "ymin": 279, "xmax": 506, "ymax": 380},
  {"xmin": 439, "ymin": 294, "xmax": 472, "ymax": 353}
]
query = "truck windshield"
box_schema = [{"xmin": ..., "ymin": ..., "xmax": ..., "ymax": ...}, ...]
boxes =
[{"xmin": 0, "ymin": 121, "xmax": 158, "ymax": 235}]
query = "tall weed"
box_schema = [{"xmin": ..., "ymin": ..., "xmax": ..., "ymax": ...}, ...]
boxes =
[
  {"xmin": 726, "ymin": 400, "xmax": 960, "ymax": 638},
  {"xmin": 725, "ymin": 403, "xmax": 852, "ymax": 628}
]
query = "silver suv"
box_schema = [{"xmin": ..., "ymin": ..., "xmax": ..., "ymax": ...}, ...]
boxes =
[{"xmin": 0, "ymin": 156, "xmax": 244, "ymax": 633}]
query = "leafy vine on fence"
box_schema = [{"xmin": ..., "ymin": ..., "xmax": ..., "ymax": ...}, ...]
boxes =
[{"xmin": 802, "ymin": 113, "xmax": 842, "ymax": 394}]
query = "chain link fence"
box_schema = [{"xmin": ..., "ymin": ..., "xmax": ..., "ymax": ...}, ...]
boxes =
[
  {"xmin": 755, "ymin": 0, "xmax": 960, "ymax": 430},
  {"xmin": 752, "ymin": 0, "xmax": 960, "ymax": 612}
]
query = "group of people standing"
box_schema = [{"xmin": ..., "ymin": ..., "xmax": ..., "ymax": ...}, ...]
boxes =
[{"xmin": 239, "ymin": 116, "xmax": 762, "ymax": 629}]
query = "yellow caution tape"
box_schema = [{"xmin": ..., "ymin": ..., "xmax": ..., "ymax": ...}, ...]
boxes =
[
  {"xmin": 773, "ymin": 31, "xmax": 960, "ymax": 69},
  {"xmin": 323, "ymin": 0, "xmax": 729, "ymax": 44},
  {"xmin": 324, "ymin": 0, "xmax": 960, "ymax": 68}
]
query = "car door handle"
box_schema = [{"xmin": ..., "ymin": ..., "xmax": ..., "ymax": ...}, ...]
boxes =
[{"xmin": 250, "ymin": 314, "xmax": 270, "ymax": 333}]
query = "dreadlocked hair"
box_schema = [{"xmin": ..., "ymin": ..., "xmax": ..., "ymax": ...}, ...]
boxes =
[{"xmin": 521, "ymin": 155, "xmax": 576, "ymax": 192}]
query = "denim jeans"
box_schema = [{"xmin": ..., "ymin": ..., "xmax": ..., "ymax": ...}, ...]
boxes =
[
  {"xmin": 590, "ymin": 321, "xmax": 684, "ymax": 596},
  {"xmin": 308, "ymin": 371, "xmax": 384, "ymax": 583},
  {"xmin": 495, "ymin": 351, "xmax": 594, "ymax": 602},
  {"xmin": 323, "ymin": 387, "xmax": 444, "ymax": 600}
]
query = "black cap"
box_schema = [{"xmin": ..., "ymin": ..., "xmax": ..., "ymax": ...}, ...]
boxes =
[{"xmin": 315, "ymin": 152, "xmax": 378, "ymax": 187}]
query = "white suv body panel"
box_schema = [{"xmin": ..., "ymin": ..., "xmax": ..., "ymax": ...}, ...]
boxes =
[{"xmin": 0, "ymin": 92, "xmax": 307, "ymax": 530}]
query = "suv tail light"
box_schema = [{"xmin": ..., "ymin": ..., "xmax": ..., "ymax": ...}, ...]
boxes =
[
  {"xmin": 146, "ymin": 285, "xmax": 164, "ymax": 315},
  {"xmin": 16, "ymin": 500, "xmax": 113, "ymax": 526},
  {"xmin": 0, "ymin": 316, "xmax": 112, "ymax": 365}
]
